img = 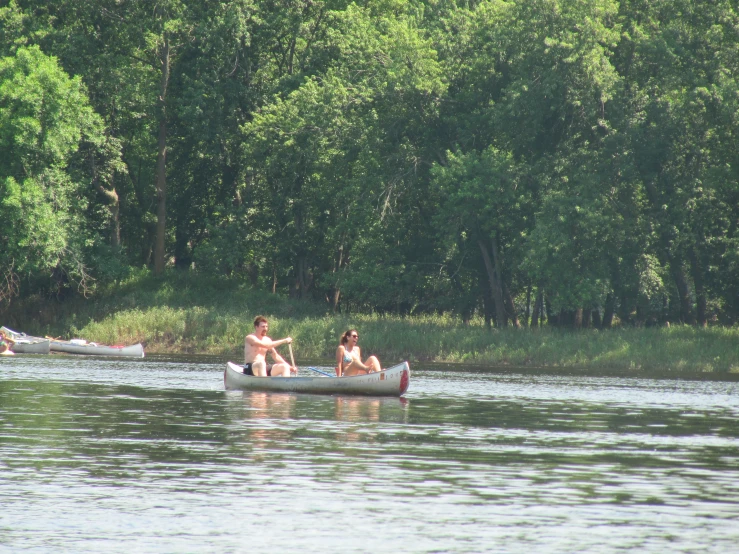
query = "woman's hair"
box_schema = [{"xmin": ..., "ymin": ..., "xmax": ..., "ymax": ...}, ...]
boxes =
[{"xmin": 340, "ymin": 329, "xmax": 357, "ymax": 345}]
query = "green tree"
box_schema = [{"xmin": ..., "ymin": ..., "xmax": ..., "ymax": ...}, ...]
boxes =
[
  {"xmin": 614, "ymin": 0, "xmax": 739, "ymax": 324},
  {"xmin": 0, "ymin": 46, "xmax": 106, "ymax": 301},
  {"xmin": 232, "ymin": 3, "xmax": 444, "ymax": 309}
]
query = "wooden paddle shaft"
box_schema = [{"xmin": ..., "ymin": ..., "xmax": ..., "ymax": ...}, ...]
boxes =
[{"xmin": 288, "ymin": 342, "xmax": 296, "ymax": 374}]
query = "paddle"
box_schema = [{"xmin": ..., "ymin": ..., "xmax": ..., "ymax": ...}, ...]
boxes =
[
  {"xmin": 286, "ymin": 340, "xmax": 333, "ymax": 378},
  {"xmin": 303, "ymin": 366, "xmax": 335, "ymax": 378},
  {"xmin": 288, "ymin": 342, "xmax": 297, "ymax": 375}
]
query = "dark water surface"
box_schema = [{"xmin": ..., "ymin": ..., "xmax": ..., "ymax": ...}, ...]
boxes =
[{"xmin": 1, "ymin": 355, "xmax": 738, "ymax": 553}]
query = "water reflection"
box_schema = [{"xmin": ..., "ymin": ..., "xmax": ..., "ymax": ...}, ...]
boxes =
[{"xmin": 240, "ymin": 392, "xmax": 295, "ymax": 452}]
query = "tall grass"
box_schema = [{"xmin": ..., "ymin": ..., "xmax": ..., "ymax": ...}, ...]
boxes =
[
  {"xmin": 3, "ymin": 271, "xmax": 738, "ymax": 372},
  {"xmin": 75, "ymin": 311, "xmax": 739, "ymax": 373}
]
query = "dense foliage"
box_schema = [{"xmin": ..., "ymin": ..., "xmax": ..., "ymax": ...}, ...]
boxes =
[{"xmin": 1, "ymin": 0, "xmax": 737, "ymax": 327}]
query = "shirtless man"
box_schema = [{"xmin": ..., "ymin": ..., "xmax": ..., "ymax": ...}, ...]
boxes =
[{"xmin": 243, "ymin": 316, "xmax": 295, "ymax": 377}]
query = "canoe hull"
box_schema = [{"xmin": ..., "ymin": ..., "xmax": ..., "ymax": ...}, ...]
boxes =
[
  {"xmin": 49, "ymin": 341, "xmax": 145, "ymax": 358},
  {"xmin": 1, "ymin": 326, "xmax": 144, "ymax": 357},
  {"xmin": 10, "ymin": 339, "xmax": 51, "ymax": 354},
  {"xmin": 224, "ymin": 361, "xmax": 410, "ymax": 397},
  {"xmin": 2, "ymin": 326, "xmax": 143, "ymax": 357},
  {"xmin": 1, "ymin": 326, "xmax": 50, "ymax": 354}
]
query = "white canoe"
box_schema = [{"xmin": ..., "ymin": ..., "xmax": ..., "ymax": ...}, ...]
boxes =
[
  {"xmin": 224, "ymin": 361, "xmax": 411, "ymax": 397},
  {"xmin": 2, "ymin": 326, "xmax": 143, "ymax": 357},
  {"xmin": 10, "ymin": 338, "xmax": 51, "ymax": 354},
  {"xmin": 49, "ymin": 339, "xmax": 145, "ymax": 358},
  {"xmin": 0, "ymin": 326, "xmax": 50, "ymax": 354}
]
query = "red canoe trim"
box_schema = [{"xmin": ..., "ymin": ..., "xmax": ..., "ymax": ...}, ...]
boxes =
[{"xmin": 399, "ymin": 369, "xmax": 409, "ymax": 395}]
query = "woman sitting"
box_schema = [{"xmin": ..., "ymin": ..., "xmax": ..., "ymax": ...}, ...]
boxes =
[
  {"xmin": 0, "ymin": 330, "xmax": 15, "ymax": 356},
  {"xmin": 335, "ymin": 329, "xmax": 381, "ymax": 376}
]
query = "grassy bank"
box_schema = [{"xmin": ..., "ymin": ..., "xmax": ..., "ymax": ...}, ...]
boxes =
[{"xmin": 2, "ymin": 272, "xmax": 738, "ymax": 372}]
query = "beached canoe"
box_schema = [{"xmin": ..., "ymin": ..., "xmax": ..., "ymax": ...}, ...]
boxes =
[
  {"xmin": 224, "ymin": 361, "xmax": 411, "ymax": 397},
  {"xmin": 1, "ymin": 327, "xmax": 144, "ymax": 358},
  {"xmin": 1, "ymin": 327, "xmax": 50, "ymax": 354},
  {"xmin": 10, "ymin": 338, "xmax": 50, "ymax": 354},
  {"xmin": 49, "ymin": 339, "xmax": 145, "ymax": 358}
]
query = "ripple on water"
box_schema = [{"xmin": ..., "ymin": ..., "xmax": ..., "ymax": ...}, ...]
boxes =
[{"xmin": 1, "ymin": 357, "xmax": 739, "ymax": 552}]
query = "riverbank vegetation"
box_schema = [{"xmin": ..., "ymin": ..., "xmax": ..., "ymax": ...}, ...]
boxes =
[
  {"xmin": 1, "ymin": 2, "xmax": 738, "ymax": 336},
  {"xmin": 2, "ymin": 272, "xmax": 737, "ymax": 372}
]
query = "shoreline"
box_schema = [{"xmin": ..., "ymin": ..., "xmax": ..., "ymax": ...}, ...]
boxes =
[
  {"xmin": 92, "ymin": 320, "xmax": 739, "ymax": 374},
  {"xmin": 2, "ymin": 274, "xmax": 737, "ymax": 374}
]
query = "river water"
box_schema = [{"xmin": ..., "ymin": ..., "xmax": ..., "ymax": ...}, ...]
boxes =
[{"xmin": 1, "ymin": 354, "xmax": 738, "ymax": 553}]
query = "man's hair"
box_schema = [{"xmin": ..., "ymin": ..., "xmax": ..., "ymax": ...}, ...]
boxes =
[{"xmin": 254, "ymin": 315, "xmax": 268, "ymax": 328}]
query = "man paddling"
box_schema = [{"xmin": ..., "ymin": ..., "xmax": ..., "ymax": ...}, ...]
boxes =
[{"xmin": 243, "ymin": 316, "xmax": 295, "ymax": 377}]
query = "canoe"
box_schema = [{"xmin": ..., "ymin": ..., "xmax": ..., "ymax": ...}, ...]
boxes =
[
  {"xmin": 49, "ymin": 339, "xmax": 145, "ymax": 358},
  {"xmin": 1, "ymin": 327, "xmax": 144, "ymax": 358},
  {"xmin": 0, "ymin": 327, "xmax": 50, "ymax": 354},
  {"xmin": 224, "ymin": 361, "xmax": 411, "ymax": 397},
  {"xmin": 9, "ymin": 338, "xmax": 50, "ymax": 354}
]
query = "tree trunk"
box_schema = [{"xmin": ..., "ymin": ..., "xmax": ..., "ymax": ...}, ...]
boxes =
[
  {"xmin": 294, "ymin": 254, "xmax": 309, "ymax": 299},
  {"xmin": 504, "ymin": 285, "xmax": 521, "ymax": 328},
  {"xmin": 449, "ymin": 272, "xmax": 472, "ymax": 325},
  {"xmin": 332, "ymin": 289, "xmax": 341, "ymax": 312},
  {"xmin": 478, "ymin": 239, "xmax": 505, "ymax": 327},
  {"xmin": 689, "ymin": 247, "xmax": 707, "ymax": 327},
  {"xmin": 531, "ymin": 291, "xmax": 543, "ymax": 328},
  {"xmin": 582, "ymin": 308, "xmax": 591, "ymax": 329},
  {"xmin": 489, "ymin": 236, "xmax": 509, "ymax": 327},
  {"xmin": 524, "ymin": 285, "xmax": 532, "ymax": 328},
  {"xmin": 591, "ymin": 309, "xmax": 602, "ymax": 328},
  {"xmin": 546, "ymin": 296, "xmax": 557, "ymax": 326},
  {"xmin": 93, "ymin": 152, "xmax": 121, "ymax": 249},
  {"xmin": 671, "ymin": 262, "xmax": 694, "ymax": 324},
  {"xmin": 174, "ymin": 227, "xmax": 190, "ymax": 270},
  {"xmin": 479, "ymin": 270, "xmax": 494, "ymax": 329},
  {"xmin": 602, "ymin": 293, "xmax": 615, "ymax": 329},
  {"xmin": 154, "ymin": 37, "xmax": 170, "ymax": 275},
  {"xmin": 661, "ymin": 295, "xmax": 669, "ymax": 325},
  {"xmin": 332, "ymin": 242, "xmax": 344, "ymax": 312},
  {"xmin": 110, "ymin": 185, "xmax": 120, "ymax": 249},
  {"xmin": 574, "ymin": 308, "xmax": 583, "ymax": 329}
]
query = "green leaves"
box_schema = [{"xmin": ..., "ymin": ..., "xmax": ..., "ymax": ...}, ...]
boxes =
[
  {"xmin": 1, "ymin": 0, "xmax": 738, "ymax": 326},
  {"xmin": 0, "ymin": 46, "xmax": 101, "ymax": 176},
  {"xmin": 0, "ymin": 46, "xmax": 105, "ymax": 297}
]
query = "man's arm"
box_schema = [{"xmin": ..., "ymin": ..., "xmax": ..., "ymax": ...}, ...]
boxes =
[{"xmin": 269, "ymin": 348, "xmax": 287, "ymax": 364}]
